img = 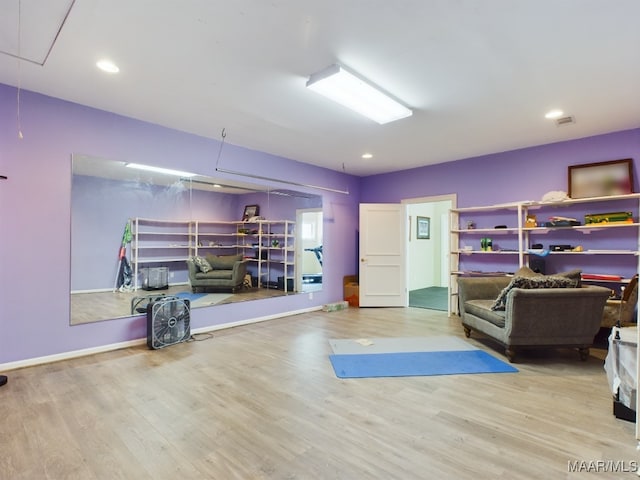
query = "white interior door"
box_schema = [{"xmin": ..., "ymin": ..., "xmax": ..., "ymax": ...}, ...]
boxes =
[{"xmin": 359, "ymin": 203, "xmax": 407, "ymax": 307}]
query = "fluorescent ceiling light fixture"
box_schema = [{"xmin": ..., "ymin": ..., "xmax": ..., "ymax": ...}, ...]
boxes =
[
  {"xmin": 125, "ymin": 163, "xmax": 197, "ymax": 177},
  {"xmin": 96, "ymin": 59, "xmax": 119, "ymax": 73},
  {"xmin": 306, "ymin": 64, "xmax": 412, "ymax": 124},
  {"xmin": 545, "ymin": 109, "xmax": 564, "ymax": 119},
  {"xmin": 361, "ymin": 153, "xmax": 373, "ymax": 159}
]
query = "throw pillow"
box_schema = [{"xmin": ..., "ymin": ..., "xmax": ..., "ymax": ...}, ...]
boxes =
[
  {"xmin": 513, "ymin": 266, "xmax": 543, "ymax": 278},
  {"xmin": 555, "ymin": 269, "xmax": 582, "ymax": 287},
  {"xmin": 193, "ymin": 255, "xmax": 212, "ymax": 273},
  {"xmin": 490, "ymin": 275, "xmax": 577, "ymax": 311}
]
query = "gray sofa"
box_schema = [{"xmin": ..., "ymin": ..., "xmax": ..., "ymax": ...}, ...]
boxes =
[
  {"xmin": 457, "ymin": 269, "xmax": 611, "ymax": 362},
  {"xmin": 186, "ymin": 254, "xmax": 248, "ymax": 293}
]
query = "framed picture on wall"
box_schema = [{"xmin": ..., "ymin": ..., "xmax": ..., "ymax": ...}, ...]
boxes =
[
  {"xmin": 568, "ymin": 159, "xmax": 633, "ymax": 199},
  {"xmin": 417, "ymin": 216, "xmax": 430, "ymax": 239},
  {"xmin": 242, "ymin": 204, "xmax": 260, "ymax": 221}
]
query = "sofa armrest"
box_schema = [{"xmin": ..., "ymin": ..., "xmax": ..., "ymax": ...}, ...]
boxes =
[
  {"xmin": 458, "ymin": 276, "xmax": 511, "ymax": 307},
  {"xmin": 232, "ymin": 260, "xmax": 248, "ymax": 282},
  {"xmin": 186, "ymin": 258, "xmax": 198, "ymax": 279}
]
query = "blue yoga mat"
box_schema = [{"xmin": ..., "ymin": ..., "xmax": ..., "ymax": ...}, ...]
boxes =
[
  {"xmin": 175, "ymin": 292, "xmax": 207, "ymax": 302},
  {"xmin": 329, "ymin": 350, "xmax": 518, "ymax": 378}
]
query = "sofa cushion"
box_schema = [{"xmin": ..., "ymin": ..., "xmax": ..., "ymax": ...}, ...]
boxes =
[
  {"xmin": 195, "ymin": 270, "xmax": 233, "ymax": 280},
  {"xmin": 490, "ymin": 275, "xmax": 577, "ymax": 311},
  {"xmin": 193, "ymin": 255, "xmax": 212, "ymax": 273},
  {"xmin": 465, "ymin": 299, "xmax": 506, "ymax": 328},
  {"xmin": 205, "ymin": 254, "xmax": 243, "ymax": 270}
]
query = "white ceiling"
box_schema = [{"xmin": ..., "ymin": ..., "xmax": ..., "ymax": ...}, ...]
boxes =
[{"xmin": 1, "ymin": 0, "xmax": 639, "ymax": 176}]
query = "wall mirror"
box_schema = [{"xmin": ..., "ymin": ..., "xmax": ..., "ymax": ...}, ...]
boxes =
[{"xmin": 71, "ymin": 154, "xmax": 323, "ymax": 325}]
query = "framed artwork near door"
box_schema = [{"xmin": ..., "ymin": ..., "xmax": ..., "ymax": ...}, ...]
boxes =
[{"xmin": 416, "ymin": 216, "xmax": 430, "ymax": 239}]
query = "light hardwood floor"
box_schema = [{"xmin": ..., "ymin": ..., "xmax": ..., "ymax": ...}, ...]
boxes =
[{"xmin": 1, "ymin": 307, "xmax": 636, "ymax": 479}]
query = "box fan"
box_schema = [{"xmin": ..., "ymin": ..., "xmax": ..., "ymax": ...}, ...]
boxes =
[{"xmin": 146, "ymin": 297, "xmax": 191, "ymax": 349}]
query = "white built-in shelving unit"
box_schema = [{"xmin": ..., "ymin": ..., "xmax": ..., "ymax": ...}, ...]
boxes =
[{"xmin": 449, "ymin": 193, "xmax": 640, "ymax": 314}]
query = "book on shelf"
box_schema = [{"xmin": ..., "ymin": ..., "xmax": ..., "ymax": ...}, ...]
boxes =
[{"xmin": 581, "ymin": 273, "xmax": 623, "ymax": 281}]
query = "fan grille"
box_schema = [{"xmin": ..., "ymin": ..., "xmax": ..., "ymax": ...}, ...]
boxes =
[{"xmin": 147, "ymin": 297, "xmax": 191, "ymax": 349}]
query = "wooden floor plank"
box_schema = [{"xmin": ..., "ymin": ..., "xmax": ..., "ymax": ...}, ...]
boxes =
[{"xmin": 0, "ymin": 307, "xmax": 636, "ymax": 479}]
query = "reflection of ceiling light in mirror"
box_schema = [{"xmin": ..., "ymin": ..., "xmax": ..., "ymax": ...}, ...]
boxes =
[
  {"xmin": 545, "ymin": 109, "xmax": 564, "ymax": 119},
  {"xmin": 125, "ymin": 163, "xmax": 197, "ymax": 177},
  {"xmin": 96, "ymin": 59, "xmax": 119, "ymax": 73},
  {"xmin": 306, "ymin": 64, "xmax": 412, "ymax": 124},
  {"xmin": 362, "ymin": 153, "xmax": 373, "ymax": 159}
]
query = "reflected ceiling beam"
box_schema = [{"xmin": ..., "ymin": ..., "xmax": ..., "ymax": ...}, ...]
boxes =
[{"xmin": 215, "ymin": 167, "xmax": 349, "ymax": 195}]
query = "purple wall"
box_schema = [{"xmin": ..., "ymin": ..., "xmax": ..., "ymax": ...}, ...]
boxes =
[
  {"xmin": 0, "ymin": 84, "xmax": 360, "ymax": 365},
  {"xmin": 361, "ymin": 129, "xmax": 640, "ymax": 205},
  {"xmin": 362, "ymin": 128, "xmax": 640, "ymax": 279}
]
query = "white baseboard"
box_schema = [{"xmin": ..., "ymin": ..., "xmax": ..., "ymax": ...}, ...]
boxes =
[{"xmin": 0, "ymin": 306, "xmax": 322, "ymax": 372}]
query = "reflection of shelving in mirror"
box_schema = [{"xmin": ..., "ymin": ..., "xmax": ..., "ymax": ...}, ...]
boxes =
[
  {"xmin": 70, "ymin": 154, "xmax": 323, "ymax": 326},
  {"xmin": 236, "ymin": 220, "xmax": 295, "ymax": 291},
  {"xmin": 193, "ymin": 221, "xmax": 239, "ymax": 256},
  {"xmin": 136, "ymin": 219, "xmax": 297, "ymax": 292},
  {"xmin": 131, "ymin": 218, "xmax": 191, "ymax": 290}
]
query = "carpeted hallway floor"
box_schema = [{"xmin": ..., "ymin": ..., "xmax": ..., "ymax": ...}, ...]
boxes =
[{"xmin": 409, "ymin": 286, "xmax": 448, "ymax": 311}]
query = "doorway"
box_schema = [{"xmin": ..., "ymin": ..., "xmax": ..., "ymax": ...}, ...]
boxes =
[
  {"xmin": 296, "ymin": 208, "xmax": 323, "ymax": 293},
  {"xmin": 402, "ymin": 194, "xmax": 456, "ymax": 312}
]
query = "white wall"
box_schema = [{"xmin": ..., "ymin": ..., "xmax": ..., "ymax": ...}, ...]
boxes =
[{"xmin": 407, "ymin": 201, "xmax": 450, "ymax": 291}]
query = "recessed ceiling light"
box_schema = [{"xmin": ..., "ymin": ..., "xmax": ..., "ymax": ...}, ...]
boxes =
[
  {"xmin": 545, "ymin": 109, "xmax": 564, "ymax": 119},
  {"xmin": 96, "ymin": 59, "xmax": 119, "ymax": 73},
  {"xmin": 362, "ymin": 153, "xmax": 373, "ymax": 159}
]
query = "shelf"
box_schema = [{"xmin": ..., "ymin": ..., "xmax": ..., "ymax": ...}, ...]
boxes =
[
  {"xmin": 545, "ymin": 250, "xmax": 638, "ymax": 255},
  {"xmin": 523, "ymin": 193, "xmax": 640, "ymax": 208},
  {"xmin": 449, "ymin": 192, "xmax": 640, "ymax": 317},
  {"xmin": 135, "ymin": 231, "xmax": 189, "ymax": 236},
  {"xmin": 452, "ymin": 228, "xmax": 519, "ymax": 234},
  {"xmin": 197, "ymin": 232, "xmax": 237, "ymax": 237},
  {"xmin": 456, "ymin": 250, "xmax": 520, "ymax": 255},
  {"xmin": 525, "ymin": 223, "xmax": 640, "ymax": 234},
  {"xmin": 451, "ymin": 202, "xmax": 521, "ymax": 213},
  {"xmin": 451, "ymin": 271, "xmax": 513, "ymax": 276},
  {"xmin": 135, "ymin": 257, "xmax": 188, "ymax": 263}
]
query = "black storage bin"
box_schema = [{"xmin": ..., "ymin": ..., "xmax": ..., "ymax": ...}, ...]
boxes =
[{"xmin": 277, "ymin": 276, "xmax": 294, "ymax": 291}]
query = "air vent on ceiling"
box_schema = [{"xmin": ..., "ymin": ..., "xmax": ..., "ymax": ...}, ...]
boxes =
[{"xmin": 555, "ymin": 115, "xmax": 576, "ymax": 126}]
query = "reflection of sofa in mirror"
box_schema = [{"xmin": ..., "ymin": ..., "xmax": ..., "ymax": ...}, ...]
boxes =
[{"xmin": 187, "ymin": 254, "xmax": 248, "ymax": 293}]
